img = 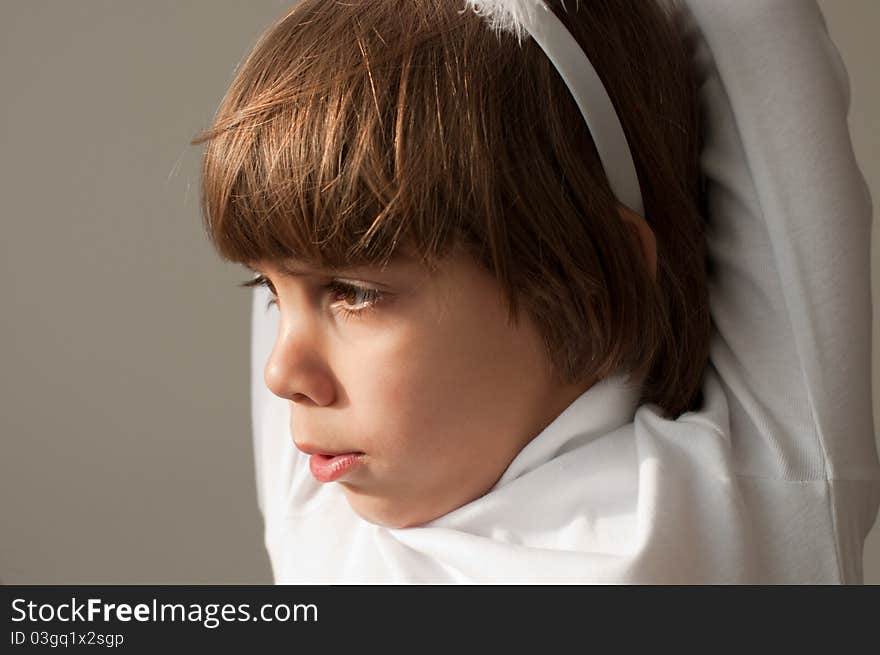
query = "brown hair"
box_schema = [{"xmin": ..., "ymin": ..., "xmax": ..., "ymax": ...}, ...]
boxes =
[{"xmin": 191, "ymin": 0, "xmax": 710, "ymax": 419}]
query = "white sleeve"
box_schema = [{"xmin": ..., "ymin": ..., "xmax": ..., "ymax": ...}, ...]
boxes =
[{"xmin": 682, "ymin": 0, "xmax": 879, "ymax": 482}]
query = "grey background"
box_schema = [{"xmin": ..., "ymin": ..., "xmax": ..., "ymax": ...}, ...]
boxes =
[{"xmin": 1, "ymin": 0, "xmax": 877, "ymax": 584}]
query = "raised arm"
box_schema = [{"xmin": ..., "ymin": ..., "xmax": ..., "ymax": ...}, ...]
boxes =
[{"xmin": 682, "ymin": 0, "xmax": 879, "ymax": 482}]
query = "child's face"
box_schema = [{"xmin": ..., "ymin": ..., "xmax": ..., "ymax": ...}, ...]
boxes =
[{"xmin": 254, "ymin": 246, "xmax": 592, "ymax": 529}]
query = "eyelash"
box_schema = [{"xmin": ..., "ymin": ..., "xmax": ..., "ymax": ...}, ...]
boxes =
[{"xmin": 239, "ymin": 275, "xmax": 385, "ymax": 320}]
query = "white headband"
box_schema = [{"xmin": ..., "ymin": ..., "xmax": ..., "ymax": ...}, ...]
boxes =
[{"xmin": 461, "ymin": 0, "xmax": 645, "ymax": 216}]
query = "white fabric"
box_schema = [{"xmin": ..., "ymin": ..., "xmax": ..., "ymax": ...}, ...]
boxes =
[{"xmin": 249, "ymin": 0, "xmax": 880, "ymax": 583}]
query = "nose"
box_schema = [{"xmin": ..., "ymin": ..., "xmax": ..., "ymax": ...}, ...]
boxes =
[{"xmin": 263, "ymin": 310, "xmax": 335, "ymax": 407}]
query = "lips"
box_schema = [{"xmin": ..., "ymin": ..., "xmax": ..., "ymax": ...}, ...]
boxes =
[
  {"xmin": 308, "ymin": 452, "xmax": 365, "ymax": 483},
  {"xmin": 293, "ymin": 441, "xmax": 365, "ymax": 482}
]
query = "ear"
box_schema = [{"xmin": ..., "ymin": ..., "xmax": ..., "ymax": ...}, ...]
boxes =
[{"xmin": 617, "ymin": 204, "xmax": 657, "ymax": 283}]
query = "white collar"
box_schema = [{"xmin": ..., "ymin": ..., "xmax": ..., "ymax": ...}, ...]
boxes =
[{"xmin": 491, "ymin": 370, "xmax": 643, "ymax": 490}]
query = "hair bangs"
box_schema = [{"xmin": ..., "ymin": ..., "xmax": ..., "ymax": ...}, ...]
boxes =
[{"xmin": 192, "ymin": 0, "xmax": 479, "ymax": 273}]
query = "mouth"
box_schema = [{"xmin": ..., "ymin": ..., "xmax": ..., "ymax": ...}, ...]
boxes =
[
  {"xmin": 293, "ymin": 441, "xmax": 366, "ymax": 483},
  {"xmin": 307, "ymin": 452, "xmax": 365, "ymax": 483}
]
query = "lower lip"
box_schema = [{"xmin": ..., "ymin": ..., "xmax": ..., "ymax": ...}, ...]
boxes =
[{"xmin": 309, "ymin": 453, "xmax": 365, "ymax": 483}]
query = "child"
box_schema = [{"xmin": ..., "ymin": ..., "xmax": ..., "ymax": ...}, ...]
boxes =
[{"xmin": 191, "ymin": 0, "xmax": 880, "ymax": 583}]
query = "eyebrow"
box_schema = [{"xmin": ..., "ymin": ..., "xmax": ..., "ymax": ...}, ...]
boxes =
[
  {"xmin": 244, "ymin": 261, "xmax": 336, "ymax": 278},
  {"xmin": 245, "ymin": 249, "xmax": 416, "ymax": 279}
]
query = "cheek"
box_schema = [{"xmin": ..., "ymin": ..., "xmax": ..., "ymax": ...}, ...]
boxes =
[
  {"xmin": 359, "ymin": 314, "xmax": 522, "ymax": 458},
  {"xmin": 332, "ymin": 315, "xmax": 477, "ymax": 457},
  {"xmin": 361, "ymin": 326, "xmax": 468, "ymax": 450}
]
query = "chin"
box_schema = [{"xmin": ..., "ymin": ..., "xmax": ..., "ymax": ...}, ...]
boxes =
[{"xmin": 342, "ymin": 489, "xmax": 435, "ymax": 529}]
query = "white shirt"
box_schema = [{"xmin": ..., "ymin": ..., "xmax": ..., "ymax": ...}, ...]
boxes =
[{"xmin": 248, "ymin": 0, "xmax": 880, "ymax": 583}]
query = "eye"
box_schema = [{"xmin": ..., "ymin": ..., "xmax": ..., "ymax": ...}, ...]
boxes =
[
  {"xmin": 325, "ymin": 280, "xmax": 385, "ymax": 319},
  {"xmin": 239, "ymin": 275, "xmax": 385, "ymax": 317},
  {"xmin": 325, "ymin": 280, "xmax": 379, "ymax": 308}
]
